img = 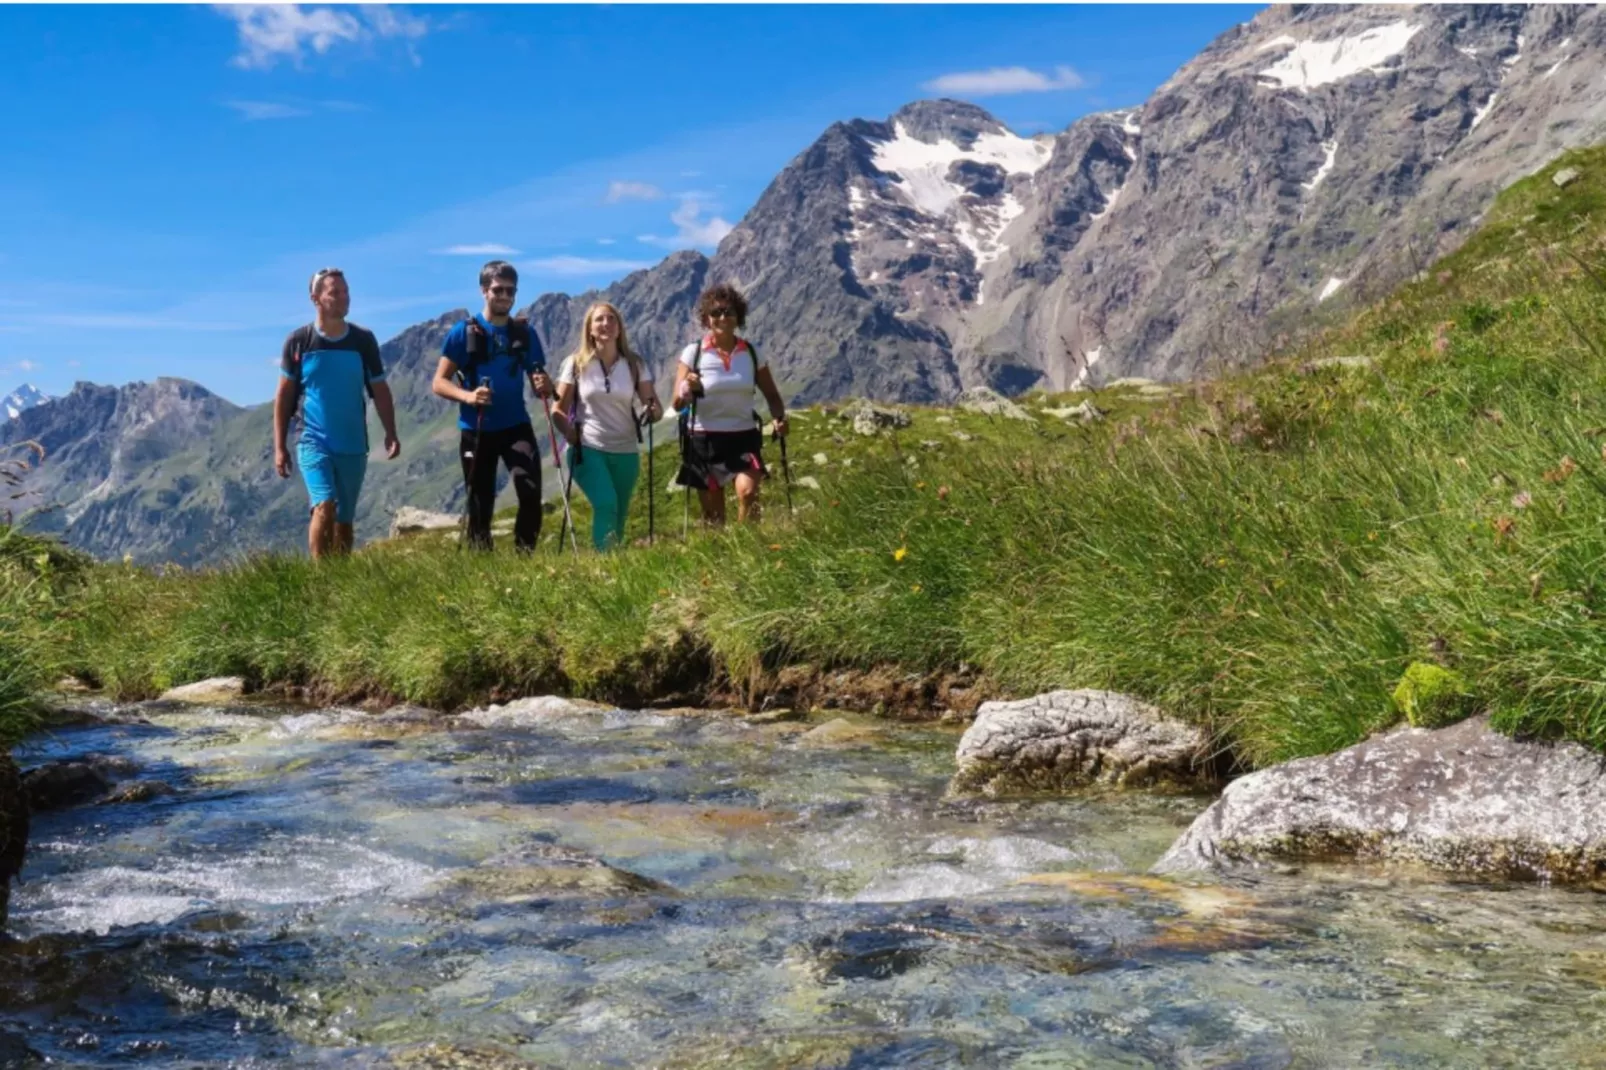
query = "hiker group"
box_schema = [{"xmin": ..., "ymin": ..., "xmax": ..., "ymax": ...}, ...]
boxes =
[{"xmin": 272, "ymin": 261, "xmax": 789, "ymax": 559}]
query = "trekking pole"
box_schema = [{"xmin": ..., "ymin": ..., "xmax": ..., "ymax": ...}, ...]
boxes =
[
  {"xmin": 634, "ymin": 404, "xmax": 654, "ymax": 546},
  {"xmin": 774, "ymin": 426, "xmax": 793, "ymax": 518},
  {"xmin": 540, "ymin": 396, "xmax": 580, "ymax": 558},
  {"xmin": 457, "ymin": 375, "xmax": 485, "ymax": 551},
  {"xmin": 682, "ymin": 396, "xmax": 697, "ymax": 539},
  {"xmin": 647, "ymin": 413, "xmax": 655, "ymax": 545},
  {"xmin": 557, "ymin": 423, "xmax": 582, "ymax": 555}
]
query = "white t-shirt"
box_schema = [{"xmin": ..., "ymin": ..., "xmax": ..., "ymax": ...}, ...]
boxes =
[
  {"xmin": 680, "ymin": 335, "xmax": 767, "ymax": 433},
  {"xmin": 557, "ymin": 354, "xmax": 653, "ymax": 453}
]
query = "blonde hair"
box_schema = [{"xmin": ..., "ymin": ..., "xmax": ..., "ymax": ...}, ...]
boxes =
[{"xmin": 572, "ymin": 301, "xmax": 644, "ymax": 383}]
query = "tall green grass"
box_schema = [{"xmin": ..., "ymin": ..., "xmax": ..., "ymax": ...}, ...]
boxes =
[{"xmin": 32, "ymin": 147, "xmax": 1606, "ymax": 766}]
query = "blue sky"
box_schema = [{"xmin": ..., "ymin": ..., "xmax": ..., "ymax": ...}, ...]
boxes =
[{"xmin": 0, "ymin": 3, "xmax": 1260, "ymax": 405}]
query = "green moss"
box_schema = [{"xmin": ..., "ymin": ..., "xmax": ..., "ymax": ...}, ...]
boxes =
[{"xmin": 1392, "ymin": 662, "xmax": 1477, "ymax": 729}]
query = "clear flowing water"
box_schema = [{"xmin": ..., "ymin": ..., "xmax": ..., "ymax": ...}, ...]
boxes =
[{"xmin": 7, "ymin": 701, "xmax": 1606, "ymax": 1068}]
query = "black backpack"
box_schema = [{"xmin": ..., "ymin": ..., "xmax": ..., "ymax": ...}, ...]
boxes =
[{"xmin": 461, "ymin": 315, "xmax": 535, "ymax": 387}]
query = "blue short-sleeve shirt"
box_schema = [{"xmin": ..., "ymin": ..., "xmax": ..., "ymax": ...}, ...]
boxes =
[
  {"xmin": 441, "ymin": 315, "xmax": 547, "ymax": 433},
  {"xmin": 280, "ymin": 323, "xmax": 385, "ymax": 456}
]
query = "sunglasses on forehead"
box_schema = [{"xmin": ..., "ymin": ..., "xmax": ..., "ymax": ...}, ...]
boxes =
[{"xmin": 308, "ymin": 266, "xmax": 345, "ymax": 294}]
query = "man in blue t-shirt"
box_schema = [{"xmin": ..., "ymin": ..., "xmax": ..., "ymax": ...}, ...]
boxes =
[
  {"xmin": 273, "ymin": 267, "xmax": 401, "ymax": 560},
  {"xmin": 433, "ymin": 260, "xmax": 554, "ymax": 551}
]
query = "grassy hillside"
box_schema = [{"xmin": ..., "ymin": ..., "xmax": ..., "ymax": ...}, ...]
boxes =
[{"xmin": 15, "ymin": 147, "xmax": 1606, "ymax": 768}]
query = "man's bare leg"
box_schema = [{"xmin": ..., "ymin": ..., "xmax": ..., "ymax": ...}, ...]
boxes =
[
  {"xmin": 334, "ymin": 523, "xmax": 355, "ymax": 555},
  {"xmin": 309, "ymin": 501, "xmax": 337, "ymax": 560}
]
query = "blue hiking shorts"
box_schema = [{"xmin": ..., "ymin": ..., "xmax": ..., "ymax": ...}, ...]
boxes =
[{"xmin": 298, "ymin": 441, "xmax": 367, "ymax": 524}]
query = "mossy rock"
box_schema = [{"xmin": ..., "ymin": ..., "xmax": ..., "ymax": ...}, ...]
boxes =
[{"xmin": 1391, "ymin": 662, "xmax": 1476, "ymax": 729}]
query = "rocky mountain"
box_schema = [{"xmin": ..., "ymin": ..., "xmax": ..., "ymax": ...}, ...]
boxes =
[
  {"xmin": 2, "ymin": 385, "xmax": 48, "ymax": 422},
  {"xmin": 531, "ymin": 4, "xmax": 1606, "ymax": 398},
  {"xmin": 11, "ymin": 3, "xmax": 1606, "ymax": 563}
]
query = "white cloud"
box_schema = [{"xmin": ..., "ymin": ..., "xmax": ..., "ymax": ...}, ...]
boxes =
[
  {"xmin": 922, "ymin": 64, "xmax": 1086, "ymax": 96},
  {"xmin": 436, "ymin": 243, "xmax": 521, "ymax": 256},
  {"xmin": 224, "ymin": 99, "xmax": 311, "ymax": 120},
  {"xmin": 638, "ymin": 194, "xmax": 733, "ymax": 250},
  {"xmin": 597, "ymin": 238, "xmax": 617, "ymax": 245},
  {"xmin": 604, "ymin": 181, "xmax": 664, "ymax": 203},
  {"xmin": 524, "ymin": 256, "xmax": 655, "ymax": 276},
  {"xmin": 216, "ymin": 4, "xmax": 429, "ymax": 71},
  {"xmin": 223, "ymin": 98, "xmax": 370, "ymax": 120},
  {"xmin": 15, "ymin": 360, "xmax": 36, "ymax": 372}
]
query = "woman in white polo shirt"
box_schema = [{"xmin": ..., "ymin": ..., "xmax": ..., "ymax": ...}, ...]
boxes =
[
  {"xmin": 672, "ymin": 284, "xmax": 788, "ymax": 525},
  {"xmin": 553, "ymin": 302, "xmax": 662, "ymax": 550}
]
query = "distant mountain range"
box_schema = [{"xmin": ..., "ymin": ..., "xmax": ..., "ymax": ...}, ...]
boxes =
[{"xmin": 7, "ymin": 3, "xmax": 1606, "ymax": 563}]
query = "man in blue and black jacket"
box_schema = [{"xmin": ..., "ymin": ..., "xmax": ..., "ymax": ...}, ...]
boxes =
[{"xmin": 433, "ymin": 260, "xmax": 554, "ymax": 552}]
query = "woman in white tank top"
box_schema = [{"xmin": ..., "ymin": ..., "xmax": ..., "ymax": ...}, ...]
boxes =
[
  {"xmin": 671, "ymin": 284, "xmax": 788, "ymax": 526},
  {"xmin": 553, "ymin": 302, "xmax": 661, "ymax": 550}
]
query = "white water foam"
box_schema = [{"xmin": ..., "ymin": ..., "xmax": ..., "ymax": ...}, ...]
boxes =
[{"xmin": 15, "ymin": 837, "xmax": 438, "ymax": 935}]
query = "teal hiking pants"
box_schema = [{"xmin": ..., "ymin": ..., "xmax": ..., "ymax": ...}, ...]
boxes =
[{"xmin": 566, "ymin": 446, "xmax": 641, "ymax": 551}]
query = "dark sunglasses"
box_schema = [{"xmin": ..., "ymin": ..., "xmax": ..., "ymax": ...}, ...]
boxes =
[
  {"xmin": 488, "ymin": 284, "xmax": 517, "ymax": 296},
  {"xmin": 708, "ymin": 307, "xmax": 735, "ymax": 319},
  {"xmin": 308, "ymin": 267, "xmax": 345, "ymax": 294}
]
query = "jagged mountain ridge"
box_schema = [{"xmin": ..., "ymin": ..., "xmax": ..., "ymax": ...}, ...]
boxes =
[
  {"xmin": 10, "ymin": 3, "xmax": 1606, "ymax": 564},
  {"xmin": 534, "ymin": 4, "xmax": 1606, "ymax": 398}
]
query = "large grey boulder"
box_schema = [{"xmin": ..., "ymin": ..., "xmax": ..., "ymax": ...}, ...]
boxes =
[
  {"xmin": 390, "ymin": 506, "xmax": 460, "ymax": 540},
  {"xmin": 952, "ymin": 690, "xmax": 1213, "ymax": 794},
  {"xmin": 838, "ymin": 398, "xmax": 912, "ymax": 436},
  {"xmin": 1155, "ymin": 715, "xmax": 1606, "ymax": 882},
  {"xmin": 955, "ymin": 386, "xmax": 1033, "ymax": 421}
]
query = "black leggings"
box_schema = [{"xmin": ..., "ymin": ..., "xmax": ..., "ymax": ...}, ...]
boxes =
[{"xmin": 460, "ymin": 421, "xmax": 542, "ymax": 551}]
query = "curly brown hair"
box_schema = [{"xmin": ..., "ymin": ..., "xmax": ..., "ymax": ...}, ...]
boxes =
[{"xmin": 697, "ymin": 283, "xmax": 749, "ymax": 330}]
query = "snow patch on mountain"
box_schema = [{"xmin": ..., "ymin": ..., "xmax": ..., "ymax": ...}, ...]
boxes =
[
  {"xmin": 1257, "ymin": 20, "xmax": 1420, "ymax": 91},
  {"xmin": 1471, "ymin": 91, "xmax": 1499, "ymax": 129},
  {"xmin": 867, "ymin": 122, "xmax": 1052, "ymax": 275},
  {"xmin": 1318, "ymin": 276, "xmax": 1347, "ymax": 302},
  {"xmin": 1303, "ymin": 140, "xmax": 1339, "ymax": 191}
]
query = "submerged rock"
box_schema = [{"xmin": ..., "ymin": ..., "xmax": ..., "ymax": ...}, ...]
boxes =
[
  {"xmin": 952, "ymin": 690, "xmax": 1213, "ymax": 795},
  {"xmin": 795, "ymin": 717, "xmax": 881, "ymax": 749},
  {"xmin": 1155, "ymin": 715, "xmax": 1606, "ymax": 883},
  {"xmin": 388, "ymin": 1044, "xmax": 544, "ymax": 1070},
  {"xmin": 0, "ymin": 755, "xmax": 26, "ymax": 931},
  {"xmin": 0, "ymin": 1028, "xmax": 41, "ymax": 1065},
  {"xmin": 21, "ymin": 761, "xmax": 111, "ymax": 811},
  {"xmin": 433, "ymin": 843, "xmax": 673, "ymax": 907},
  {"xmin": 159, "ymin": 677, "xmax": 246, "ymax": 704},
  {"xmin": 97, "ymin": 780, "xmax": 175, "ymax": 805}
]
